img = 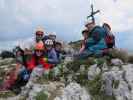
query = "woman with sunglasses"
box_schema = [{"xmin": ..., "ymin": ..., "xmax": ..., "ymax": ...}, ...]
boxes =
[
  {"xmin": 35, "ymin": 26, "xmax": 45, "ymax": 43},
  {"xmin": 35, "ymin": 26, "xmax": 49, "ymax": 43}
]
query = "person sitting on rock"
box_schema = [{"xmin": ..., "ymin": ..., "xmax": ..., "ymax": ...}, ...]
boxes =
[
  {"xmin": 10, "ymin": 47, "xmax": 30, "ymax": 93},
  {"xmin": 102, "ymin": 23, "xmax": 115, "ymax": 49},
  {"xmin": 79, "ymin": 28, "xmax": 89, "ymax": 54},
  {"xmin": 25, "ymin": 41, "xmax": 54, "ymax": 72},
  {"xmin": 55, "ymin": 41, "xmax": 63, "ymax": 60},
  {"xmin": 19, "ymin": 26, "xmax": 49, "ymax": 52},
  {"xmin": 24, "ymin": 41, "xmax": 58, "ymax": 86},
  {"xmin": 0, "ymin": 46, "xmax": 30, "ymax": 93},
  {"xmin": 24, "ymin": 48, "xmax": 34, "ymax": 73},
  {"xmin": 76, "ymin": 21, "xmax": 108, "ymax": 59},
  {"xmin": 44, "ymin": 39, "xmax": 60, "ymax": 65}
]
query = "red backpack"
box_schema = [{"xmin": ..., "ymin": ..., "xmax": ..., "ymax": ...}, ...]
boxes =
[{"xmin": 105, "ymin": 32, "xmax": 115, "ymax": 48}]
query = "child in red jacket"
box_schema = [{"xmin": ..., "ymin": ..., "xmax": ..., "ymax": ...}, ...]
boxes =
[{"xmin": 25, "ymin": 41, "xmax": 53, "ymax": 73}]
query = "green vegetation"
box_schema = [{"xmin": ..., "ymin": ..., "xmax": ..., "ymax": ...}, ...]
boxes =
[
  {"xmin": 35, "ymin": 91, "xmax": 48, "ymax": 100},
  {"xmin": 128, "ymin": 55, "xmax": 133, "ymax": 63},
  {"xmin": 85, "ymin": 74, "xmax": 103, "ymax": 96},
  {"xmin": 0, "ymin": 59, "xmax": 16, "ymax": 66},
  {"xmin": 91, "ymin": 94, "xmax": 116, "ymax": 100},
  {"xmin": 85, "ymin": 74, "xmax": 116, "ymax": 100},
  {"xmin": 69, "ymin": 40, "xmax": 82, "ymax": 50},
  {"xmin": 108, "ymin": 49, "xmax": 128, "ymax": 63},
  {"xmin": 66, "ymin": 59, "xmax": 93, "ymax": 72},
  {"xmin": 0, "ymin": 91, "xmax": 16, "ymax": 98}
]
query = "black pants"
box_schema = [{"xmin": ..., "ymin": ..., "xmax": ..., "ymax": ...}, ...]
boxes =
[{"xmin": 10, "ymin": 76, "xmax": 28, "ymax": 94}]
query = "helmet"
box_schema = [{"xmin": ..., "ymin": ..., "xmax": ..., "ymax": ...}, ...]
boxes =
[
  {"xmin": 35, "ymin": 26, "xmax": 44, "ymax": 35},
  {"xmin": 35, "ymin": 41, "xmax": 44, "ymax": 50},
  {"xmin": 55, "ymin": 40, "xmax": 63, "ymax": 46},
  {"xmin": 48, "ymin": 32, "xmax": 56, "ymax": 36},
  {"xmin": 45, "ymin": 39, "xmax": 53, "ymax": 46}
]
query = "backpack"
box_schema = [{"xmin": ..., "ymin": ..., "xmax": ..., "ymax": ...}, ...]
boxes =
[
  {"xmin": 104, "ymin": 30, "xmax": 115, "ymax": 48},
  {"xmin": 19, "ymin": 66, "xmax": 30, "ymax": 81}
]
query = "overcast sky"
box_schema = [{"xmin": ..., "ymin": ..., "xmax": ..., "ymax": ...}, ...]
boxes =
[{"xmin": 0, "ymin": 0, "xmax": 133, "ymax": 51}]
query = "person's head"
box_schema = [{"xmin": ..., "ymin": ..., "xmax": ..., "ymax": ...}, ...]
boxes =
[
  {"xmin": 48, "ymin": 32, "xmax": 56, "ymax": 41},
  {"xmin": 15, "ymin": 46, "xmax": 24, "ymax": 56},
  {"xmin": 103, "ymin": 23, "xmax": 111, "ymax": 32},
  {"xmin": 45, "ymin": 39, "xmax": 54, "ymax": 51},
  {"xmin": 85, "ymin": 21, "xmax": 95, "ymax": 32},
  {"xmin": 55, "ymin": 41, "xmax": 62, "ymax": 52},
  {"xmin": 35, "ymin": 26, "xmax": 45, "ymax": 42},
  {"xmin": 35, "ymin": 41, "xmax": 45, "ymax": 57},
  {"xmin": 82, "ymin": 28, "xmax": 89, "ymax": 39}
]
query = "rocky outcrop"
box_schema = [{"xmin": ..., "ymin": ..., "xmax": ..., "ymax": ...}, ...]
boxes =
[
  {"xmin": 0, "ymin": 58, "xmax": 16, "ymax": 81},
  {"xmin": 55, "ymin": 82, "xmax": 91, "ymax": 100},
  {"xmin": 1, "ymin": 47, "xmax": 133, "ymax": 100},
  {"xmin": 92, "ymin": 59, "xmax": 133, "ymax": 100}
]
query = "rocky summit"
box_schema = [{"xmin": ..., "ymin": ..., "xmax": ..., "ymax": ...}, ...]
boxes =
[{"xmin": 0, "ymin": 43, "xmax": 133, "ymax": 100}]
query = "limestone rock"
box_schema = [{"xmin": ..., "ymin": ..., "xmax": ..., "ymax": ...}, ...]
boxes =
[
  {"xmin": 111, "ymin": 59, "xmax": 123, "ymax": 66},
  {"xmin": 54, "ymin": 82, "xmax": 91, "ymax": 100},
  {"xmin": 88, "ymin": 64, "xmax": 101, "ymax": 80}
]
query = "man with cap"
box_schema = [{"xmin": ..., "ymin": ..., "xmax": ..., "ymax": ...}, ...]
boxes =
[
  {"xmin": 76, "ymin": 20, "xmax": 108, "ymax": 59},
  {"xmin": 35, "ymin": 26, "xmax": 47, "ymax": 43}
]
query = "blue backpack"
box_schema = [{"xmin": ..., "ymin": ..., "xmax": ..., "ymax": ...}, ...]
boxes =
[{"xmin": 19, "ymin": 67, "xmax": 30, "ymax": 81}]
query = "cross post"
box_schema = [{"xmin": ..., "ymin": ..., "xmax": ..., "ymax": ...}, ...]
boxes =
[{"xmin": 87, "ymin": 4, "xmax": 100, "ymax": 23}]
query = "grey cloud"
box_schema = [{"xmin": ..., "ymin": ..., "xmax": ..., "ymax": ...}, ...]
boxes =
[{"xmin": 0, "ymin": 0, "xmax": 133, "ymax": 50}]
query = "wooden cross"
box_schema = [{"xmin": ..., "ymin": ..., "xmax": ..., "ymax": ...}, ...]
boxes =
[{"xmin": 87, "ymin": 4, "xmax": 100, "ymax": 23}]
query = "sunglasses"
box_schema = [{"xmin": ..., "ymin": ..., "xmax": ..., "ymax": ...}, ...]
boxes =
[
  {"xmin": 35, "ymin": 50, "xmax": 44, "ymax": 52},
  {"xmin": 36, "ymin": 34, "xmax": 43, "ymax": 37},
  {"xmin": 36, "ymin": 32, "xmax": 43, "ymax": 36}
]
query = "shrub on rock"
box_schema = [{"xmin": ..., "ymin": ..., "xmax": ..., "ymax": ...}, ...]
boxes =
[{"xmin": 0, "ymin": 51, "xmax": 15, "ymax": 59}]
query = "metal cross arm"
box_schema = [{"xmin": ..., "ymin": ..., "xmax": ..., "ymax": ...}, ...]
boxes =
[
  {"xmin": 87, "ymin": 10, "xmax": 100, "ymax": 18},
  {"xmin": 87, "ymin": 4, "xmax": 100, "ymax": 23}
]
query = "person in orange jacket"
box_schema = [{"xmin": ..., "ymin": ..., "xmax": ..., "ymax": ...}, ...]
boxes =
[{"xmin": 25, "ymin": 41, "xmax": 53, "ymax": 72}]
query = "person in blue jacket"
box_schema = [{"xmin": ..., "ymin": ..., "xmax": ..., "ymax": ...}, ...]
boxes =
[
  {"xmin": 44, "ymin": 39, "xmax": 60, "ymax": 64},
  {"xmin": 77, "ymin": 21, "xmax": 108, "ymax": 59}
]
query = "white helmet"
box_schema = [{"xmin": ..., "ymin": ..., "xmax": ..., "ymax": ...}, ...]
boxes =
[
  {"xmin": 48, "ymin": 32, "xmax": 56, "ymax": 36},
  {"xmin": 45, "ymin": 39, "xmax": 54, "ymax": 46}
]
